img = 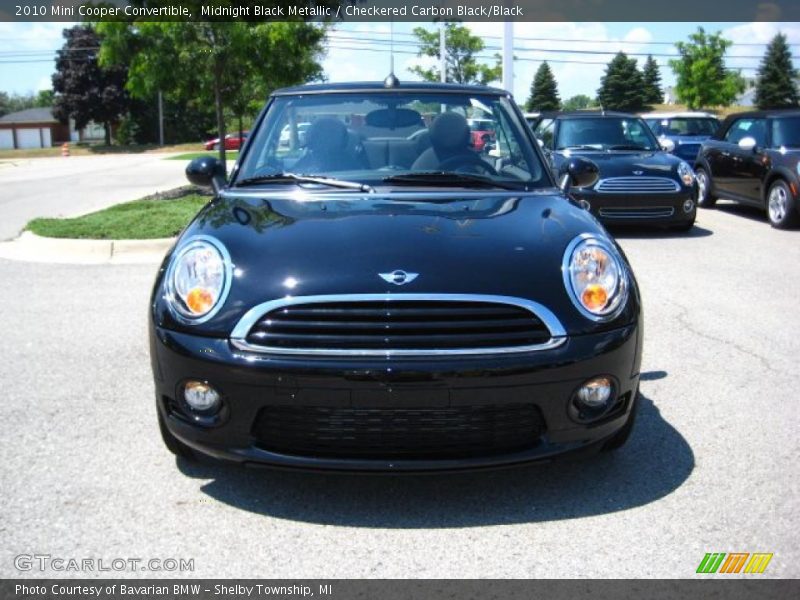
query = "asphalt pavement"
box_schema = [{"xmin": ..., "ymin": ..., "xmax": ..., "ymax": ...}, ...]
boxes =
[
  {"xmin": 0, "ymin": 201, "xmax": 798, "ymax": 578},
  {"xmin": 0, "ymin": 154, "xmax": 187, "ymax": 241}
]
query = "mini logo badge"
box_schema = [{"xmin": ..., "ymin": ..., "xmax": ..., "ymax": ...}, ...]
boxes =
[
  {"xmin": 633, "ymin": 170, "xmax": 644, "ymax": 175},
  {"xmin": 379, "ymin": 270, "xmax": 419, "ymax": 286}
]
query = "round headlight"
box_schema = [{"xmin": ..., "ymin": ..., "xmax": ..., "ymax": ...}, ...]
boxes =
[
  {"xmin": 563, "ymin": 235, "xmax": 628, "ymax": 321},
  {"xmin": 677, "ymin": 161, "xmax": 695, "ymax": 186},
  {"xmin": 165, "ymin": 236, "xmax": 232, "ymax": 323}
]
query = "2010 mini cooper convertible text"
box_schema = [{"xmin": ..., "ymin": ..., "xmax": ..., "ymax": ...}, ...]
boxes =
[{"xmin": 149, "ymin": 81, "xmax": 643, "ymax": 472}]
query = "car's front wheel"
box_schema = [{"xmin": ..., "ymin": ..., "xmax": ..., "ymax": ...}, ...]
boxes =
[
  {"xmin": 766, "ymin": 179, "xmax": 799, "ymax": 229},
  {"xmin": 158, "ymin": 410, "xmax": 197, "ymax": 460},
  {"xmin": 602, "ymin": 390, "xmax": 639, "ymax": 452},
  {"xmin": 695, "ymin": 167, "xmax": 717, "ymax": 208}
]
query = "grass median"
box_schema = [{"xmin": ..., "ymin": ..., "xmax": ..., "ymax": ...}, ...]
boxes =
[{"xmin": 26, "ymin": 191, "xmax": 209, "ymax": 240}]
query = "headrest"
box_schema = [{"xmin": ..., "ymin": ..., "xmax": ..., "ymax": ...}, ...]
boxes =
[
  {"xmin": 305, "ymin": 118, "xmax": 348, "ymax": 152},
  {"xmin": 429, "ymin": 112, "xmax": 470, "ymax": 151}
]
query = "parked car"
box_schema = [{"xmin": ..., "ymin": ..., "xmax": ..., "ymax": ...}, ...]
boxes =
[
  {"xmin": 532, "ymin": 111, "xmax": 698, "ymax": 230},
  {"xmin": 204, "ymin": 131, "xmax": 248, "ymax": 151},
  {"xmin": 467, "ymin": 117, "xmax": 495, "ymax": 151},
  {"xmin": 641, "ymin": 111, "xmax": 720, "ymax": 162},
  {"xmin": 150, "ymin": 81, "xmax": 643, "ymax": 471},
  {"xmin": 694, "ymin": 110, "xmax": 800, "ymax": 228},
  {"xmin": 278, "ymin": 122, "xmax": 311, "ymax": 148}
]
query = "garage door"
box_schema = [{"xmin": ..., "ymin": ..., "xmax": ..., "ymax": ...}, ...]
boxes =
[
  {"xmin": 0, "ymin": 130, "xmax": 13, "ymax": 149},
  {"xmin": 16, "ymin": 128, "xmax": 44, "ymax": 149}
]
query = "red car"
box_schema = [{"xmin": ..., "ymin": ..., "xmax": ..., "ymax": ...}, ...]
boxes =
[
  {"xmin": 468, "ymin": 118, "xmax": 495, "ymax": 151},
  {"xmin": 204, "ymin": 131, "xmax": 248, "ymax": 151}
]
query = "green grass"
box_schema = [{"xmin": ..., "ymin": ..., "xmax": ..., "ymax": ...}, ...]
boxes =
[
  {"xmin": 26, "ymin": 194, "xmax": 209, "ymax": 239},
  {"xmin": 166, "ymin": 151, "xmax": 239, "ymax": 160}
]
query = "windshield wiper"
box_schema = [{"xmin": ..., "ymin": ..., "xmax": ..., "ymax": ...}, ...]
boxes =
[
  {"xmin": 235, "ymin": 172, "xmax": 374, "ymax": 192},
  {"xmin": 608, "ymin": 144, "xmax": 651, "ymax": 151},
  {"xmin": 383, "ymin": 171, "xmax": 524, "ymax": 191},
  {"xmin": 558, "ymin": 145, "xmax": 602, "ymax": 151}
]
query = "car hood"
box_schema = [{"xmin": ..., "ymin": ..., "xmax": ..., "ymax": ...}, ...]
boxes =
[
  {"xmin": 153, "ymin": 189, "xmax": 636, "ymax": 336},
  {"xmin": 551, "ymin": 149, "xmax": 681, "ymax": 178}
]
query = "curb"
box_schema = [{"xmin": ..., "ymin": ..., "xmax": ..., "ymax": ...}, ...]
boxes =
[{"xmin": 0, "ymin": 231, "xmax": 175, "ymax": 265}]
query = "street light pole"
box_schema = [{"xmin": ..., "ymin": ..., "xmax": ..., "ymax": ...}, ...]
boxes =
[
  {"xmin": 439, "ymin": 23, "xmax": 446, "ymax": 83},
  {"xmin": 502, "ymin": 21, "xmax": 514, "ymax": 96}
]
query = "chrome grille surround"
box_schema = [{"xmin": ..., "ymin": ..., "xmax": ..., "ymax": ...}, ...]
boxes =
[
  {"xmin": 595, "ymin": 176, "xmax": 681, "ymax": 194},
  {"xmin": 230, "ymin": 294, "xmax": 567, "ymax": 357}
]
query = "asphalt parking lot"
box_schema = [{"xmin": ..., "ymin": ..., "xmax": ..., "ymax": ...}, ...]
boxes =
[{"xmin": 1, "ymin": 201, "xmax": 798, "ymax": 579}]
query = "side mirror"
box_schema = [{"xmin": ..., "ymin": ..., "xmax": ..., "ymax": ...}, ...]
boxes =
[
  {"xmin": 558, "ymin": 157, "xmax": 600, "ymax": 193},
  {"xmin": 738, "ymin": 136, "xmax": 757, "ymax": 152},
  {"xmin": 186, "ymin": 156, "xmax": 226, "ymax": 193},
  {"xmin": 660, "ymin": 137, "xmax": 676, "ymax": 153}
]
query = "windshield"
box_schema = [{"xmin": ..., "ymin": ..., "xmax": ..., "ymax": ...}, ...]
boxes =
[
  {"xmin": 236, "ymin": 91, "xmax": 546, "ymax": 189},
  {"xmin": 556, "ymin": 117, "xmax": 659, "ymax": 151},
  {"xmin": 659, "ymin": 117, "xmax": 719, "ymax": 136},
  {"xmin": 772, "ymin": 117, "xmax": 800, "ymax": 148}
]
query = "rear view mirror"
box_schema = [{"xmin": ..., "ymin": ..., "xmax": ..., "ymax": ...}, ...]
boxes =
[
  {"xmin": 660, "ymin": 137, "xmax": 676, "ymax": 153},
  {"xmin": 558, "ymin": 157, "xmax": 600, "ymax": 193},
  {"xmin": 186, "ymin": 156, "xmax": 226, "ymax": 193}
]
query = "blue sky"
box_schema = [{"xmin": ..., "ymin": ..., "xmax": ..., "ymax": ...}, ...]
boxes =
[{"xmin": 1, "ymin": 21, "xmax": 798, "ymax": 103}]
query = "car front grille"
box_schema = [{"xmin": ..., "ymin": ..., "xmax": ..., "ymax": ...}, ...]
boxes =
[
  {"xmin": 598, "ymin": 207, "xmax": 675, "ymax": 219},
  {"xmin": 595, "ymin": 177, "xmax": 680, "ymax": 194},
  {"xmin": 231, "ymin": 295, "xmax": 564, "ymax": 357},
  {"xmin": 252, "ymin": 404, "xmax": 546, "ymax": 459}
]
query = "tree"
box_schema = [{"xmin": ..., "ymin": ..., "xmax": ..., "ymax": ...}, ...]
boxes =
[
  {"xmin": 99, "ymin": 21, "xmax": 326, "ymax": 164},
  {"xmin": 410, "ymin": 23, "xmax": 501, "ymax": 85},
  {"xmin": 51, "ymin": 26, "xmax": 128, "ymax": 145},
  {"xmin": 525, "ymin": 62, "xmax": 560, "ymax": 111},
  {"xmin": 0, "ymin": 90, "xmax": 56, "ymax": 117},
  {"xmin": 755, "ymin": 33, "xmax": 800, "ymax": 109},
  {"xmin": 597, "ymin": 52, "xmax": 645, "ymax": 112},
  {"xmin": 562, "ymin": 94, "xmax": 595, "ymax": 111},
  {"xmin": 669, "ymin": 27, "xmax": 745, "ymax": 109},
  {"xmin": 641, "ymin": 55, "xmax": 664, "ymax": 105}
]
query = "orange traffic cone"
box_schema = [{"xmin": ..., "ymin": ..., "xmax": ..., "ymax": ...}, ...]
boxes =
[{"xmin": 61, "ymin": 143, "xmax": 70, "ymax": 157}]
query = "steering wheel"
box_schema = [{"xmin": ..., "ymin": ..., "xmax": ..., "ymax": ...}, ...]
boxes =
[{"xmin": 438, "ymin": 153, "xmax": 498, "ymax": 176}]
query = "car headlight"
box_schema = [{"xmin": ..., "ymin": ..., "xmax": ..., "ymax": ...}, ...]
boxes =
[
  {"xmin": 165, "ymin": 236, "xmax": 232, "ymax": 323},
  {"xmin": 677, "ymin": 161, "xmax": 695, "ymax": 186},
  {"xmin": 562, "ymin": 235, "xmax": 628, "ymax": 321}
]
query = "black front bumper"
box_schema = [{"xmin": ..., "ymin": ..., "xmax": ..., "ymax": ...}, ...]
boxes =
[
  {"xmin": 150, "ymin": 321, "xmax": 642, "ymax": 472},
  {"xmin": 575, "ymin": 187, "xmax": 696, "ymax": 226}
]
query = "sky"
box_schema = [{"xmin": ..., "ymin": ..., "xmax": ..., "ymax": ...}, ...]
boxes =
[{"xmin": 1, "ymin": 21, "xmax": 799, "ymax": 104}]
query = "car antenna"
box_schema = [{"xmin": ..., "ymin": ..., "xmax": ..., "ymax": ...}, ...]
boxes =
[{"xmin": 384, "ymin": 19, "xmax": 399, "ymax": 88}]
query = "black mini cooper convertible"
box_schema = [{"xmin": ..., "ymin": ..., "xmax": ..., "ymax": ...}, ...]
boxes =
[{"xmin": 149, "ymin": 81, "xmax": 643, "ymax": 471}]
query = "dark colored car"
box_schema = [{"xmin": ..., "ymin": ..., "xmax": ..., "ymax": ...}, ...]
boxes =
[
  {"xmin": 533, "ymin": 111, "xmax": 698, "ymax": 230},
  {"xmin": 150, "ymin": 81, "xmax": 643, "ymax": 472},
  {"xmin": 204, "ymin": 131, "xmax": 249, "ymax": 151},
  {"xmin": 641, "ymin": 112, "xmax": 720, "ymax": 162},
  {"xmin": 694, "ymin": 110, "xmax": 800, "ymax": 229}
]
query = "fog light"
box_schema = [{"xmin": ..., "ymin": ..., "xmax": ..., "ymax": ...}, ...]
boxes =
[
  {"xmin": 683, "ymin": 198, "xmax": 695, "ymax": 213},
  {"xmin": 183, "ymin": 381, "xmax": 220, "ymax": 413},
  {"xmin": 576, "ymin": 376, "xmax": 614, "ymax": 408}
]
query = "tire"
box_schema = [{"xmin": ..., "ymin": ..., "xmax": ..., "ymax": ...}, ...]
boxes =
[
  {"xmin": 695, "ymin": 167, "xmax": 717, "ymax": 208},
  {"xmin": 602, "ymin": 390, "xmax": 639, "ymax": 452},
  {"xmin": 766, "ymin": 179, "xmax": 799, "ymax": 229},
  {"xmin": 158, "ymin": 410, "xmax": 197, "ymax": 460}
]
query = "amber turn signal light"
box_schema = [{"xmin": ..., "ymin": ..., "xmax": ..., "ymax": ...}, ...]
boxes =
[{"xmin": 185, "ymin": 287, "xmax": 214, "ymax": 314}]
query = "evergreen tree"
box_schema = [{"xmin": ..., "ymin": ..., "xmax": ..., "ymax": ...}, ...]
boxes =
[
  {"xmin": 755, "ymin": 33, "xmax": 800, "ymax": 109},
  {"xmin": 641, "ymin": 55, "xmax": 664, "ymax": 105},
  {"xmin": 597, "ymin": 52, "xmax": 645, "ymax": 112},
  {"xmin": 525, "ymin": 62, "xmax": 560, "ymax": 111}
]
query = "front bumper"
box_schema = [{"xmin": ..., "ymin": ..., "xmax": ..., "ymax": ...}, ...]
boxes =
[
  {"xmin": 575, "ymin": 187, "xmax": 696, "ymax": 226},
  {"xmin": 150, "ymin": 321, "xmax": 642, "ymax": 472}
]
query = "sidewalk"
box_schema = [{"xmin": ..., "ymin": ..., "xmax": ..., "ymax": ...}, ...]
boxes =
[{"xmin": 0, "ymin": 231, "xmax": 175, "ymax": 264}]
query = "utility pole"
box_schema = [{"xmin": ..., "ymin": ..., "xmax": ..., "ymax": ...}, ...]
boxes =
[
  {"xmin": 439, "ymin": 22, "xmax": 446, "ymax": 83},
  {"xmin": 502, "ymin": 21, "xmax": 514, "ymax": 95},
  {"xmin": 157, "ymin": 90, "xmax": 164, "ymax": 146}
]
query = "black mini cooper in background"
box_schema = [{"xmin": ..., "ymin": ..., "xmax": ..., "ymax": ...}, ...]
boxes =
[
  {"xmin": 694, "ymin": 110, "xmax": 800, "ymax": 229},
  {"xmin": 533, "ymin": 111, "xmax": 698, "ymax": 231},
  {"xmin": 149, "ymin": 82, "xmax": 643, "ymax": 471}
]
